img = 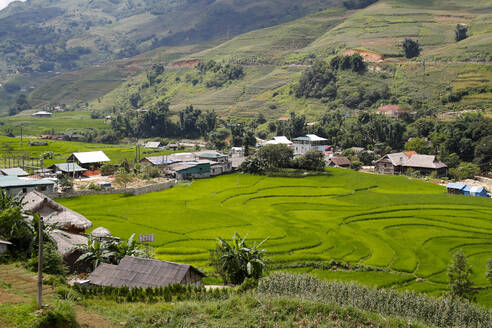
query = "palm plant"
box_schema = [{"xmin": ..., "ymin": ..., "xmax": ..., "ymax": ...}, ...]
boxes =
[{"xmin": 214, "ymin": 233, "xmax": 268, "ymax": 285}]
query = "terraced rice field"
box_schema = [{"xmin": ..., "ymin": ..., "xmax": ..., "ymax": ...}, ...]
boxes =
[{"xmin": 59, "ymin": 169, "xmax": 492, "ymax": 306}]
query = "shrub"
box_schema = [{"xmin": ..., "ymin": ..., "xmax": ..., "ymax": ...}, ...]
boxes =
[
  {"xmin": 350, "ymin": 160, "xmax": 363, "ymax": 171},
  {"xmin": 37, "ymin": 300, "xmax": 77, "ymax": 328},
  {"xmin": 26, "ymin": 243, "xmax": 67, "ymax": 275}
]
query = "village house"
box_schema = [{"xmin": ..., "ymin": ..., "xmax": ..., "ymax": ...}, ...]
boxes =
[
  {"xmin": 169, "ymin": 162, "xmax": 211, "ymax": 180},
  {"xmin": 292, "ymin": 134, "xmax": 329, "ymax": 155},
  {"xmin": 264, "ymin": 136, "xmax": 293, "ymax": 146},
  {"xmin": 0, "ymin": 176, "xmax": 55, "ymax": 195},
  {"xmin": 327, "ymin": 156, "xmax": 351, "ymax": 168},
  {"xmin": 141, "ymin": 150, "xmax": 231, "ymax": 179},
  {"xmin": 374, "ymin": 151, "xmax": 447, "ymax": 176},
  {"xmin": 377, "ymin": 105, "xmax": 408, "ymax": 119},
  {"xmin": 144, "ymin": 141, "xmax": 164, "ymax": 149},
  {"xmin": 0, "ymin": 167, "xmax": 29, "ymax": 177},
  {"xmin": 87, "ymin": 256, "xmax": 205, "ymax": 288},
  {"xmin": 67, "ymin": 151, "xmax": 110, "ymax": 170}
]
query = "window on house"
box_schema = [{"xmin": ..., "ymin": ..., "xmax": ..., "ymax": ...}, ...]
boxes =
[{"xmin": 22, "ymin": 188, "xmax": 27, "ymax": 193}]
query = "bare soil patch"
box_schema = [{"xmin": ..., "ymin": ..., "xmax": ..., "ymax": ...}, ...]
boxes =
[{"xmin": 342, "ymin": 48, "xmax": 385, "ymax": 62}]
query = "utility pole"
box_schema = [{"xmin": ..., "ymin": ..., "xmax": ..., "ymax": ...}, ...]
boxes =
[{"xmin": 37, "ymin": 214, "xmax": 44, "ymax": 310}]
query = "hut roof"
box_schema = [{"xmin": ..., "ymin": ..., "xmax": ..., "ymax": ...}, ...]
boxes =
[
  {"xmin": 329, "ymin": 156, "xmax": 351, "ymax": 166},
  {"xmin": 23, "ymin": 190, "xmax": 92, "ymax": 231},
  {"xmin": 49, "ymin": 229, "xmax": 88, "ymax": 255},
  {"xmin": 91, "ymin": 227, "xmax": 111, "ymax": 238},
  {"xmin": 87, "ymin": 256, "xmax": 205, "ymax": 288}
]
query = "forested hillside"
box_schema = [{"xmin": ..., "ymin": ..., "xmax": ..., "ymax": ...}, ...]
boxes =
[{"xmin": 0, "ymin": 0, "xmax": 345, "ymax": 111}]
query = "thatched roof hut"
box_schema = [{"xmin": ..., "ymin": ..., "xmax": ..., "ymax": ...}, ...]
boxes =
[
  {"xmin": 88, "ymin": 256, "xmax": 205, "ymax": 288},
  {"xmin": 91, "ymin": 227, "xmax": 111, "ymax": 238},
  {"xmin": 50, "ymin": 229, "xmax": 88, "ymax": 255},
  {"xmin": 23, "ymin": 190, "xmax": 92, "ymax": 233}
]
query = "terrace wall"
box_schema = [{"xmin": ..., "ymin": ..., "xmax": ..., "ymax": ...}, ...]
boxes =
[{"xmin": 47, "ymin": 180, "xmax": 177, "ymax": 199}]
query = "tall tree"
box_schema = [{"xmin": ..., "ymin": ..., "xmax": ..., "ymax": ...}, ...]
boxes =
[
  {"xmin": 455, "ymin": 24, "xmax": 468, "ymax": 42},
  {"xmin": 448, "ymin": 249, "xmax": 476, "ymax": 300},
  {"xmin": 402, "ymin": 38, "xmax": 421, "ymax": 58}
]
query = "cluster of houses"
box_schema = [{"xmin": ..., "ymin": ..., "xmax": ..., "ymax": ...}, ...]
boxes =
[
  {"xmin": 0, "ymin": 149, "xmax": 236, "ymax": 196},
  {"xmin": 259, "ymin": 134, "xmax": 452, "ymax": 176},
  {"xmin": 140, "ymin": 150, "xmax": 232, "ymax": 179},
  {"xmin": 259, "ymin": 134, "xmax": 350, "ymax": 168}
]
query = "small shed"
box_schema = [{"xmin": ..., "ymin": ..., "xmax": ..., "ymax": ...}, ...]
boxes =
[
  {"xmin": 463, "ymin": 186, "xmax": 489, "ymax": 197},
  {"xmin": 87, "ymin": 256, "xmax": 205, "ymax": 288},
  {"xmin": 446, "ymin": 183, "xmax": 466, "ymax": 195},
  {"xmin": 0, "ymin": 167, "xmax": 29, "ymax": 177},
  {"xmin": 0, "ymin": 239, "xmax": 12, "ymax": 257}
]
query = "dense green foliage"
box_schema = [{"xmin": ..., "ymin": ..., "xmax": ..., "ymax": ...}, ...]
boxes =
[
  {"xmin": 258, "ymin": 273, "xmax": 492, "ymax": 327},
  {"xmin": 455, "ymin": 24, "xmax": 468, "ymax": 42},
  {"xmin": 59, "ymin": 171, "xmax": 492, "ymax": 306},
  {"xmin": 212, "ymin": 233, "xmax": 268, "ymax": 284},
  {"xmin": 402, "ymin": 38, "xmax": 421, "ymax": 59},
  {"xmin": 73, "ymin": 234, "xmax": 149, "ymax": 272},
  {"xmin": 448, "ymin": 249, "xmax": 476, "ymax": 301}
]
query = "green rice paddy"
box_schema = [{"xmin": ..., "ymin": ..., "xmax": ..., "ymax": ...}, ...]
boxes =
[{"xmin": 58, "ymin": 169, "xmax": 492, "ymax": 307}]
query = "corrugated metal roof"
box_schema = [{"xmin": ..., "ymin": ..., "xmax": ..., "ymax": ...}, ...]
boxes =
[
  {"xmin": 0, "ymin": 167, "xmax": 29, "ymax": 177},
  {"xmin": 88, "ymin": 256, "xmax": 205, "ymax": 288},
  {"xmin": 463, "ymin": 185, "xmax": 485, "ymax": 193},
  {"xmin": 70, "ymin": 151, "xmax": 110, "ymax": 164},
  {"xmin": 0, "ymin": 176, "xmax": 55, "ymax": 188},
  {"xmin": 144, "ymin": 142, "xmax": 162, "ymax": 148},
  {"xmin": 446, "ymin": 183, "xmax": 466, "ymax": 190},
  {"xmin": 52, "ymin": 163, "xmax": 86, "ymax": 173},
  {"xmin": 306, "ymin": 134, "xmax": 328, "ymax": 142}
]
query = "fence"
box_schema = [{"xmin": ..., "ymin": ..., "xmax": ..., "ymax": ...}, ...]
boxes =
[{"xmin": 47, "ymin": 180, "xmax": 176, "ymax": 199}]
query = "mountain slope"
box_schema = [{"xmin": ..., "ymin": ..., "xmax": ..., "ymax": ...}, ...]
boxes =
[{"xmin": 4, "ymin": 0, "xmax": 492, "ymax": 122}]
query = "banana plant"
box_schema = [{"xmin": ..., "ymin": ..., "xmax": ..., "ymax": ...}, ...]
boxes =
[{"xmin": 216, "ymin": 232, "xmax": 268, "ymax": 285}]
